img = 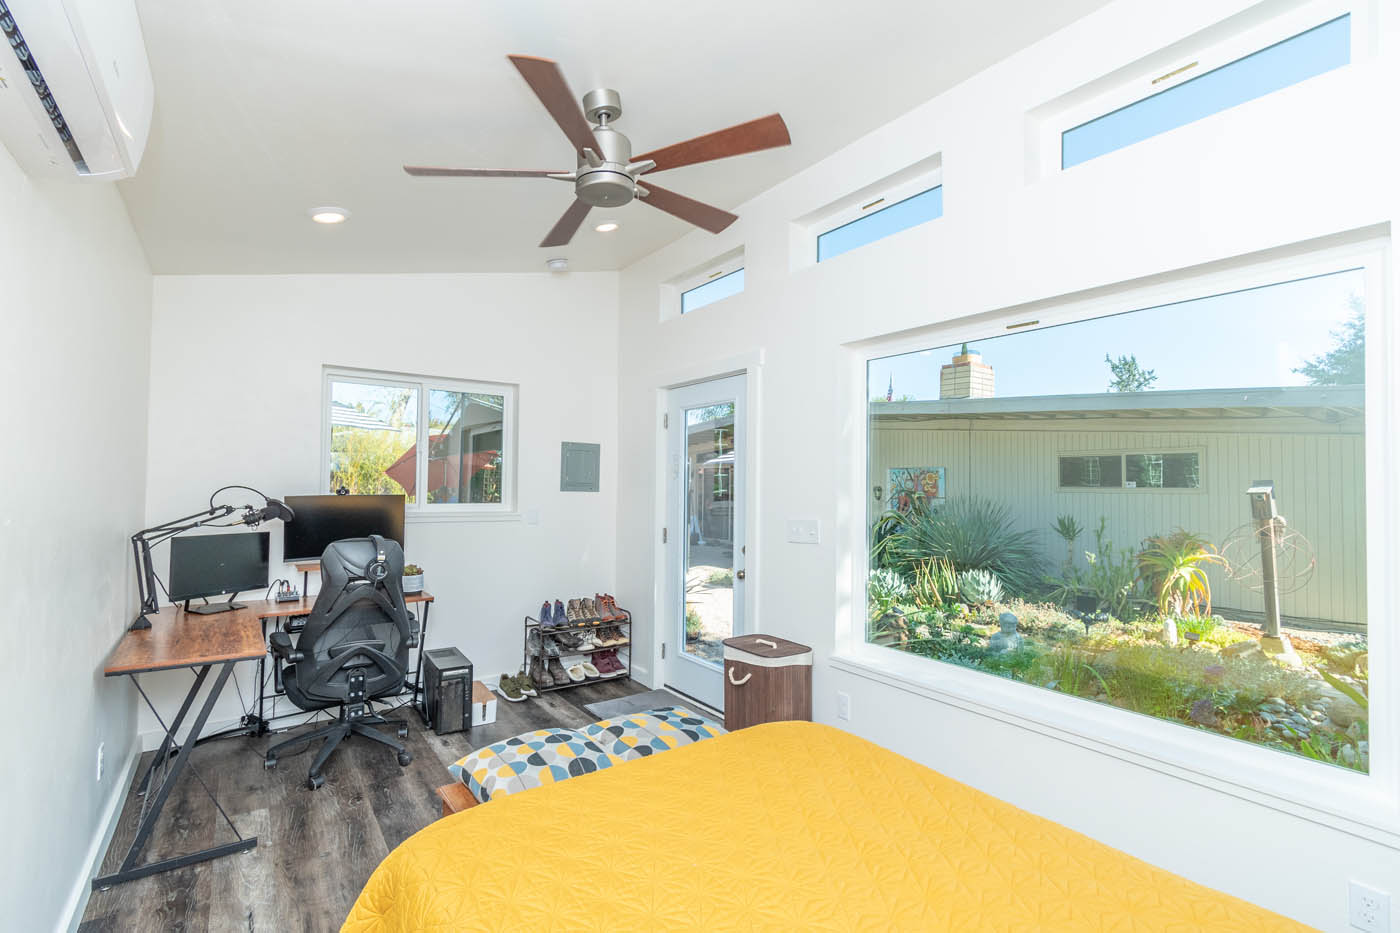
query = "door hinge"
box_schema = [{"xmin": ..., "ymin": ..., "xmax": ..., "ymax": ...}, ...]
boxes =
[
  {"xmin": 663, "ymin": 412, "xmax": 669, "ymax": 428},
  {"xmin": 662, "ymin": 643, "xmax": 666, "ymax": 659},
  {"xmin": 662, "ymin": 527, "xmax": 668, "ymax": 543}
]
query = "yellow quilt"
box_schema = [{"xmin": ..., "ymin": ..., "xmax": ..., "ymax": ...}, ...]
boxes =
[{"xmin": 344, "ymin": 721, "xmax": 1307, "ymax": 931}]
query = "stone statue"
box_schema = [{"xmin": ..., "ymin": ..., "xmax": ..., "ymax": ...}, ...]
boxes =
[{"xmin": 988, "ymin": 612, "xmax": 1023, "ymax": 653}]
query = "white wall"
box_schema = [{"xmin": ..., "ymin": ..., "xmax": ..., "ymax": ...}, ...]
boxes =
[
  {"xmin": 0, "ymin": 154, "xmax": 152, "ymax": 925},
  {"xmin": 140, "ymin": 272, "xmax": 619, "ymax": 739},
  {"xmin": 615, "ymin": 0, "xmax": 1399, "ymax": 929}
]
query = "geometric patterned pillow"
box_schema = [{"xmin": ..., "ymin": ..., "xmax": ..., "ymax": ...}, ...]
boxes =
[
  {"xmin": 448, "ymin": 728, "xmax": 623, "ymax": 803},
  {"xmin": 579, "ymin": 707, "xmax": 726, "ymax": 761}
]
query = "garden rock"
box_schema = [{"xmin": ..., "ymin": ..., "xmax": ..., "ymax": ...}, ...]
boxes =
[
  {"xmin": 1327, "ymin": 698, "xmax": 1365, "ymax": 729},
  {"xmin": 1222, "ymin": 640, "xmax": 1262, "ymax": 660}
]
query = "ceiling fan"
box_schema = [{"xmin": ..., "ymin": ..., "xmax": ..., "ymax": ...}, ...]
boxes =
[{"xmin": 404, "ymin": 55, "xmax": 791, "ymax": 247}]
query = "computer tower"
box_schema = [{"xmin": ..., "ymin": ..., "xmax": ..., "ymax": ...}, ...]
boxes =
[{"xmin": 423, "ymin": 647, "xmax": 473, "ymax": 735}]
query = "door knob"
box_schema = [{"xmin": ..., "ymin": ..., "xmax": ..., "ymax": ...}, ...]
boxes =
[{"xmin": 736, "ymin": 569, "xmax": 746, "ymax": 580}]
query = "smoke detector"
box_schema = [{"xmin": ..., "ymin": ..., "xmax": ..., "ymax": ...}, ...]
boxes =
[{"xmin": 545, "ymin": 257, "xmax": 569, "ymax": 273}]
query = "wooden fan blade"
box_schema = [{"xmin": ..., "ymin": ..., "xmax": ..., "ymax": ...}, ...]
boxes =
[
  {"xmin": 638, "ymin": 183, "xmax": 737, "ymax": 234},
  {"xmin": 634, "ymin": 114, "xmax": 790, "ymax": 173},
  {"xmin": 540, "ymin": 199, "xmax": 592, "ymax": 247},
  {"xmin": 404, "ymin": 166, "xmax": 565, "ymax": 177},
  {"xmin": 508, "ymin": 55, "xmax": 598, "ymax": 155}
]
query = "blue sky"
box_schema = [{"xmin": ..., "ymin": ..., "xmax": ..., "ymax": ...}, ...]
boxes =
[{"xmin": 869, "ymin": 268, "xmax": 1364, "ymax": 401}]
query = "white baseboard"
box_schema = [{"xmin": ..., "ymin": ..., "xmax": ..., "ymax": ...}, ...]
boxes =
[{"xmin": 60, "ymin": 745, "xmax": 140, "ymax": 933}]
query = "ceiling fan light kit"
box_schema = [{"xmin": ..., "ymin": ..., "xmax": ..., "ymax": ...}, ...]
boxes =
[{"xmin": 404, "ymin": 55, "xmax": 791, "ymax": 248}]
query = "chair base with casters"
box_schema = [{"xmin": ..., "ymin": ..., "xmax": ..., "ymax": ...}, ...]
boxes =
[{"xmin": 263, "ymin": 668, "xmax": 413, "ymax": 789}]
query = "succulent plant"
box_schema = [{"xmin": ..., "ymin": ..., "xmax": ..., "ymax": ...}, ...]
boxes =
[
  {"xmin": 403, "ymin": 564, "xmax": 423, "ymax": 576},
  {"xmin": 957, "ymin": 568, "xmax": 1004, "ymax": 606}
]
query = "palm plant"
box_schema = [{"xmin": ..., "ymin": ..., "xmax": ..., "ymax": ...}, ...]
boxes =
[
  {"xmin": 1135, "ymin": 529, "xmax": 1227, "ymax": 618},
  {"xmin": 873, "ymin": 497, "xmax": 1042, "ymax": 595},
  {"xmin": 1051, "ymin": 515, "xmax": 1083, "ymax": 572}
]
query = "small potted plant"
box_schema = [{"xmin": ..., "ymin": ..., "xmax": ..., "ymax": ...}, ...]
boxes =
[{"xmin": 402, "ymin": 563, "xmax": 424, "ymax": 594}]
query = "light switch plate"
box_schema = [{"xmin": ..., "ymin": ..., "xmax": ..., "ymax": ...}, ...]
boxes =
[{"xmin": 786, "ymin": 519, "xmax": 820, "ymax": 544}]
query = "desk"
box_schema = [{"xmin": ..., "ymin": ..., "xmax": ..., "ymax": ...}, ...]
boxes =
[{"xmin": 97, "ymin": 604, "xmax": 266, "ymax": 888}]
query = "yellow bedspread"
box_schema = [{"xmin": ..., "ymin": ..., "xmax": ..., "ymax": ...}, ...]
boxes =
[{"xmin": 344, "ymin": 721, "xmax": 1307, "ymax": 931}]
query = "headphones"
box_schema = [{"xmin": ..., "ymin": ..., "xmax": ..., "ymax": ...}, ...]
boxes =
[{"xmin": 363, "ymin": 535, "xmax": 390, "ymax": 583}]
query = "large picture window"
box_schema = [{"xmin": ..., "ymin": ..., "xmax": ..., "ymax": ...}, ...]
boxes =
[
  {"xmin": 324, "ymin": 370, "xmax": 515, "ymax": 512},
  {"xmin": 867, "ymin": 268, "xmax": 1369, "ymax": 772}
]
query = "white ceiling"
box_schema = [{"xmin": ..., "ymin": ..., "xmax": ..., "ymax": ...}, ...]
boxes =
[{"xmin": 120, "ymin": 1, "xmax": 1110, "ymax": 274}]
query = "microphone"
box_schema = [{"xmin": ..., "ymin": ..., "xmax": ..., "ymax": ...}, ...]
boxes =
[{"xmin": 232, "ymin": 498, "xmax": 295, "ymax": 527}]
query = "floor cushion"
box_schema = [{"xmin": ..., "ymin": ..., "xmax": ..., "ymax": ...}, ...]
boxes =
[{"xmin": 581, "ymin": 706, "xmax": 726, "ymax": 760}]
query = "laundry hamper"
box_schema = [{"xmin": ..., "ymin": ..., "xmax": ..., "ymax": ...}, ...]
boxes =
[{"xmin": 721, "ymin": 634, "xmax": 813, "ymax": 731}]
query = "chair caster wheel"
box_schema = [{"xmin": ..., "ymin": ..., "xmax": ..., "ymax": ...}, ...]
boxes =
[
  {"xmin": 263, "ymin": 757, "xmax": 277, "ymax": 770},
  {"xmin": 396, "ymin": 723, "xmax": 409, "ymax": 738},
  {"xmin": 308, "ymin": 773, "xmax": 325, "ymax": 790},
  {"xmin": 397, "ymin": 751, "xmax": 412, "ymax": 767}
]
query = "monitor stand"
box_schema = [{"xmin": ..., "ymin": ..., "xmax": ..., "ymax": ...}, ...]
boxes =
[{"xmin": 185, "ymin": 593, "xmax": 246, "ymax": 615}]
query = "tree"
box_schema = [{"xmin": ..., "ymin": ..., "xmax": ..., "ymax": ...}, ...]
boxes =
[
  {"xmin": 1105, "ymin": 354, "xmax": 1157, "ymax": 392},
  {"xmin": 1294, "ymin": 298, "xmax": 1364, "ymax": 385}
]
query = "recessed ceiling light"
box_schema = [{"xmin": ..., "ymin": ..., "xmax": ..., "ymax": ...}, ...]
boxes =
[
  {"xmin": 309, "ymin": 207, "xmax": 350, "ymax": 224},
  {"xmin": 594, "ymin": 222, "xmax": 619, "ymax": 233}
]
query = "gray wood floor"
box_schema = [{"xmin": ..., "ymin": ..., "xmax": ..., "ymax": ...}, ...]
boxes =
[{"xmin": 80, "ymin": 678, "xmax": 646, "ymax": 933}]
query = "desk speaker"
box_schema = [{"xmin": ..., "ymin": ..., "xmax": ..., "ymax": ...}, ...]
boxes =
[{"xmin": 423, "ymin": 647, "xmax": 473, "ymax": 735}]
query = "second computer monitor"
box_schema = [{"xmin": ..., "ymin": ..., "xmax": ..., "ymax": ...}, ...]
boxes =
[
  {"xmin": 169, "ymin": 531, "xmax": 270, "ymax": 613},
  {"xmin": 282, "ymin": 494, "xmax": 405, "ymax": 563}
]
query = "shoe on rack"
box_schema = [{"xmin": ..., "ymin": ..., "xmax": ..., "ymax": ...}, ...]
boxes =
[
  {"xmin": 603, "ymin": 594, "xmax": 628, "ymax": 622},
  {"xmin": 516, "ymin": 668, "xmax": 539, "ymax": 697},
  {"xmin": 582, "ymin": 598, "xmax": 603, "ymax": 624},
  {"xmin": 538, "ymin": 601, "xmax": 552, "ymax": 626},
  {"xmin": 579, "ymin": 661, "xmax": 600, "ymax": 679},
  {"xmin": 565, "ymin": 599, "xmax": 583, "ymax": 626},
  {"xmin": 547, "ymin": 657, "xmax": 569, "ymax": 686},
  {"xmin": 542, "ymin": 632, "xmax": 562, "ymax": 658},
  {"xmin": 592, "ymin": 594, "xmax": 617, "ymax": 622},
  {"xmin": 530, "ymin": 657, "xmax": 554, "ymax": 689},
  {"xmin": 592, "ymin": 649, "xmax": 615, "ymax": 677},
  {"xmin": 565, "ymin": 663, "xmax": 587, "ymax": 683},
  {"xmin": 551, "ymin": 599, "xmax": 565, "ymax": 627},
  {"xmin": 497, "ymin": 674, "xmax": 526, "ymax": 702}
]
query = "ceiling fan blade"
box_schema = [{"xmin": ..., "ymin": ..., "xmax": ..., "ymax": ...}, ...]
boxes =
[
  {"xmin": 508, "ymin": 55, "xmax": 598, "ymax": 155},
  {"xmin": 404, "ymin": 166, "xmax": 566, "ymax": 177},
  {"xmin": 633, "ymin": 114, "xmax": 790, "ymax": 173},
  {"xmin": 638, "ymin": 183, "xmax": 738, "ymax": 234},
  {"xmin": 540, "ymin": 199, "xmax": 592, "ymax": 247}
]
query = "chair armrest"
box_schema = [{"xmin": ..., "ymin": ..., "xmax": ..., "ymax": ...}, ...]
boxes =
[
  {"xmin": 269, "ymin": 630, "xmax": 303, "ymax": 662},
  {"xmin": 406, "ymin": 610, "xmax": 420, "ymax": 649}
]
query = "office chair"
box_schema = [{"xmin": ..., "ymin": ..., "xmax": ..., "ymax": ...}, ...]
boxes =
[{"xmin": 264, "ymin": 535, "xmax": 418, "ymax": 789}]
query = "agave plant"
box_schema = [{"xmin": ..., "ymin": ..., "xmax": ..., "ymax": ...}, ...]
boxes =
[
  {"xmin": 867, "ymin": 568, "xmax": 910, "ymax": 620},
  {"xmin": 1135, "ymin": 529, "xmax": 1227, "ymax": 618},
  {"xmin": 1051, "ymin": 514, "xmax": 1083, "ymax": 572},
  {"xmin": 873, "ymin": 497, "xmax": 1042, "ymax": 595},
  {"xmin": 958, "ymin": 568, "xmax": 1004, "ymax": 606}
]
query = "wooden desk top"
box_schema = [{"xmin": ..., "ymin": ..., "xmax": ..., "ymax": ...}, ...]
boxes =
[
  {"xmin": 105, "ymin": 604, "xmax": 269, "ymax": 676},
  {"xmin": 105, "ymin": 592, "xmax": 436, "ymax": 674}
]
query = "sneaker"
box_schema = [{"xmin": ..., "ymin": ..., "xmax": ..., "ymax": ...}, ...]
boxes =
[
  {"xmin": 575, "ymin": 629, "xmax": 597, "ymax": 651},
  {"xmin": 547, "ymin": 657, "xmax": 569, "ymax": 685},
  {"xmin": 497, "ymin": 674, "xmax": 525, "ymax": 702},
  {"xmin": 579, "ymin": 661, "xmax": 600, "ymax": 679},
  {"xmin": 565, "ymin": 663, "xmax": 586, "ymax": 682},
  {"xmin": 530, "ymin": 657, "xmax": 554, "ymax": 689},
  {"xmin": 516, "ymin": 668, "xmax": 539, "ymax": 697}
]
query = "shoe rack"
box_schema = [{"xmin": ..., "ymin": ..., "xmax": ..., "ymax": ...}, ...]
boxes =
[{"xmin": 522, "ymin": 606, "xmax": 631, "ymax": 692}]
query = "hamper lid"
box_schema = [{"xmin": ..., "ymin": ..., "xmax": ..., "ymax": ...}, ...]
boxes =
[{"xmin": 722, "ymin": 633, "xmax": 811, "ymax": 659}]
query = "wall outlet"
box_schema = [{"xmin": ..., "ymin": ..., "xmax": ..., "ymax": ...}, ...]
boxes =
[
  {"xmin": 96, "ymin": 741, "xmax": 105, "ymax": 783},
  {"xmin": 786, "ymin": 519, "xmax": 821, "ymax": 544},
  {"xmin": 836, "ymin": 691, "xmax": 851, "ymax": 720},
  {"xmin": 1350, "ymin": 881, "xmax": 1390, "ymax": 932}
]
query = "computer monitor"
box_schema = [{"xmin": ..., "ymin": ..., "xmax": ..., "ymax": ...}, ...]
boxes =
[
  {"xmin": 168, "ymin": 532, "xmax": 270, "ymax": 614},
  {"xmin": 282, "ymin": 494, "xmax": 405, "ymax": 563}
]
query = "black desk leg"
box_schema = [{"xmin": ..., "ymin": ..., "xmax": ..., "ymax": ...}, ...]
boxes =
[
  {"xmin": 135, "ymin": 665, "xmax": 206, "ymax": 796},
  {"xmin": 95, "ymin": 661, "xmax": 257, "ymax": 889},
  {"xmin": 413, "ymin": 600, "xmax": 431, "ymax": 723}
]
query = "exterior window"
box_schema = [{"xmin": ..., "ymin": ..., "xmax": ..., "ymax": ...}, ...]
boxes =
[
  {"xmin": 1062, "ymin": 14, "xmax": 1350, "ymax": 169},
  {"xmin": 867, "ymin": 267, "xmax": 1369, "ymax": 772},
  {"xmin": 681, "ymin": 268, "xmax": 745, "ymax": 314},
  {"xmin": 325, "ymin": 371, "xmax": 515, "ymax": 512},
  {"xmin": 817, "ymin": 186, "xmax": 943, "ymax": 263}
]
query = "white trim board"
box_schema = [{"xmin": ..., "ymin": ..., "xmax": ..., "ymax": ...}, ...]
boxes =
[{"xmin": 60, "ymin": 745, "xmax": 140, "ymax": 933}]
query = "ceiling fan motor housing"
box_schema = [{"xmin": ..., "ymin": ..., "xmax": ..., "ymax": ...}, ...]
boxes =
[{"xmin": 576, "ymin": 89, "xmax": 635, "ymax": 208}]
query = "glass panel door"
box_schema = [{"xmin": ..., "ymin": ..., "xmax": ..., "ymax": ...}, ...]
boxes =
[{"xmin": 666, "ymin": 375, "xmax": 746, "ymax": 709}]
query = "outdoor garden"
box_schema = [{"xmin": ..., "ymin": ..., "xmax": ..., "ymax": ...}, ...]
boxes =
[{"xmin": 867, "ymin": 497, "xmax": 1370, "ymax": 772}]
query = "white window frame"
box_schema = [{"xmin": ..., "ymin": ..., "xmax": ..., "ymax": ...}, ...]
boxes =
[
  {"xmin": 1038, "ymin": 0, "xmax": 1366, "ymax": 176},
  {"xmin": 679, "ymin": 260, "xmax": 746, "ymax": 315},
  {"xmin": 321, "ymin": 367, "xmax": 518, "ymax": 520},
  {"xmin": 814, "ymin": 172, "xmax": 944, "ymax": 263},
  {"xmin": 660, "ymin": 247, "xmax": 745, "ymax": 321},
  {"xmin": 1057, "ymin": 449, "xmax": 1206, "ymax": 493},
  {"xmin": 837, "ymin": 235, "xmax": 1399, "ymax": 846}
]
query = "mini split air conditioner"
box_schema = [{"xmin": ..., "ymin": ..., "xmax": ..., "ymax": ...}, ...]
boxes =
[{"xmin": 0, "ymin": 0, "xmax": 153, "ymax": 180}]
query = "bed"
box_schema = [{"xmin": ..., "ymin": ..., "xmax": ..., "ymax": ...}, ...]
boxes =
[{"xmin": 344, "ymin": 721, "xmax": 1306, "ymax": 931}]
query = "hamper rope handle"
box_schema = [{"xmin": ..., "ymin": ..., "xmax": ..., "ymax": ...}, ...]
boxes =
[
  {"xmin": 755, "ymin": 638, "xmax": 778, "ymax": 649},
  {"xmin": 727, "ymin": 666, "xmax": 752, "ymax": 686}
]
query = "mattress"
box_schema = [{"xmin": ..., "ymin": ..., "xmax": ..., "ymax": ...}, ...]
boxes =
[{"xmin": 344, "ymin": 721, "xmax": 1307, "ymax": 931}]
